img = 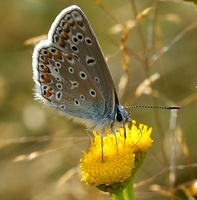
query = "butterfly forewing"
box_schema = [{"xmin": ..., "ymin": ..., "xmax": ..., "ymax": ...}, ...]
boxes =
[{"xmin": 49, "ymin": 6, "xmax": 117, "ymax": 116}]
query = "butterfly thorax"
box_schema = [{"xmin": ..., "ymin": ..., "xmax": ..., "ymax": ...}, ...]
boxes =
[{"xmin": 75, "ymin": 104, "xmax": 131, "ymax": 133}]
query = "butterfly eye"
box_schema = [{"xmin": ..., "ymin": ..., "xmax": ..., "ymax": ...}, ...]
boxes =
[{"xmin": 115, "ymin": 110, "xmax": 123, "ymax": 122}]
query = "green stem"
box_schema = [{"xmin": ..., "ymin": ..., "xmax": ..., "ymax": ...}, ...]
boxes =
[
  {"xmin": 111, "ymin": 192, "xmax": 127, "ymax": 200},
  {"xmin": 122, "ymin": 176, "xmax": 135, "ymax": 200},
  {"xmin": 111, "ymin": 177, "xmax": 135, "ymax": 200}
]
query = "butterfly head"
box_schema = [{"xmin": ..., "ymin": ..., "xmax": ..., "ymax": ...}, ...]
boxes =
[{"xmin": 111, "ymin": 105, "xmax": 131, "ymax": 131}]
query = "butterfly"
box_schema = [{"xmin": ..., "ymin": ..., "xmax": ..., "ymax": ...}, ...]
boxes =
[{"xmin": 32, "ymin": 5, "xmax": 131, "ymax": 135}]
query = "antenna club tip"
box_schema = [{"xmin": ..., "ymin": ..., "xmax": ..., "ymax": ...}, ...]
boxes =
[{"xmin": 168, "ymin": 106, "xmax": 181, "ymax": 109}]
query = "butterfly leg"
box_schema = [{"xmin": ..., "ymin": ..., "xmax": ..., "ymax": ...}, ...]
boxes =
[
  {"xmin": 85, "ymin": 128, "xmax": 94, "ymax": 142},
  {"xmin": 123, "ymin": 122, "xmax": 127, "ymax": 142},
  {"xmin": 131, "ymin": 122, "xmax": 142, "ymax": 148},
  {"xmin": 101, "ymin": 129, "xmax": 105, "ymax": 162},
  {"xmin": 111, "ymin": 127, "xmax": 119, "ymax": 154}
]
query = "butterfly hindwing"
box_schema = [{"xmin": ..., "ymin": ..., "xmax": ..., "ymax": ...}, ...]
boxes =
[{"xmin": 33, "ymin": 43, "xmax": 106, "ymax": 120}]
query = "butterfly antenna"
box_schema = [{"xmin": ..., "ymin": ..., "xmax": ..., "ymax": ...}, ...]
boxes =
[{"xmin": 125, "ymin": 105, "xmax": 181, "ymax": 110}]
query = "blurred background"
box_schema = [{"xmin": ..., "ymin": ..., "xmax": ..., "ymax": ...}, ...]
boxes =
[{"xmin": 0, "ymin": 0, "xmax": 197, "ymax": 199}]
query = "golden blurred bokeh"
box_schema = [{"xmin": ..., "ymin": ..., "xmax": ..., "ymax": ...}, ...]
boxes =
[{"xmin": 0, "ymin": 0, "xmax": 197, "ymax": 199}]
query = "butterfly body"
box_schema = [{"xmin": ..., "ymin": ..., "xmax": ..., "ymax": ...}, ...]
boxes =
[{"xmin": 32, "ymin": 5, "xmax": 131, "ymax": 133}]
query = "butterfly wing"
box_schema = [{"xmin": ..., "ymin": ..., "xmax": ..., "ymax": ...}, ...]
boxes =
[
  {"xmin": 33, "ymin": 42, "xmax": 107, "ymax": 120},
  {"xmin": 32, "ymin": 5, "xmax": 119, "ymax": 130},
  {"xmin": 49, "ymin": 5, "xmax": 118, "ymax": 116}
]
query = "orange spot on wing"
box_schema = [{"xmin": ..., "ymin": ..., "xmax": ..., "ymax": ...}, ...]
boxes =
[
  {"xmin": 69, "ymin": 21, "xmax": 75, "ymax": 27},
  {"xmin": 43, "ymin": 66, "xmax": 51, "ymax": 73},
  {"xmin": 59, "ymin": 39, "xmax": 65, "ymax": 47},
  {"xmin": 65, "ymin": 54, "xmax": 72, "ymax": 60},
  {"xmin": 47, "ymin": 52, "xmax": 52, "ymax": 59},
  {"xmin": 55, "ymin": 51, "xmax": 62, "ymax": 59},
  {"xmin": 64, "ymin": 25, "xmax": 70, "ymax": 33},
  {"xmin": 62, "ymin": 32, "xmax": 68, "ymax": 40},
  {"xmin": 41, "ymin": 74, "xmax": 51, "ymax": 83},
  {"xmin": 44, "ymin": 88, "xmax": 52, "ymax": 97},
  {"xmin": 43, "ymin": 57, "xmax": 49, "ymax": 64}
]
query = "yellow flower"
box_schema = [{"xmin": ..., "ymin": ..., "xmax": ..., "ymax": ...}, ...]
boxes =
[{"xmin": 80, "ymin": 120, "xmax": 153, "ymax": 193}]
